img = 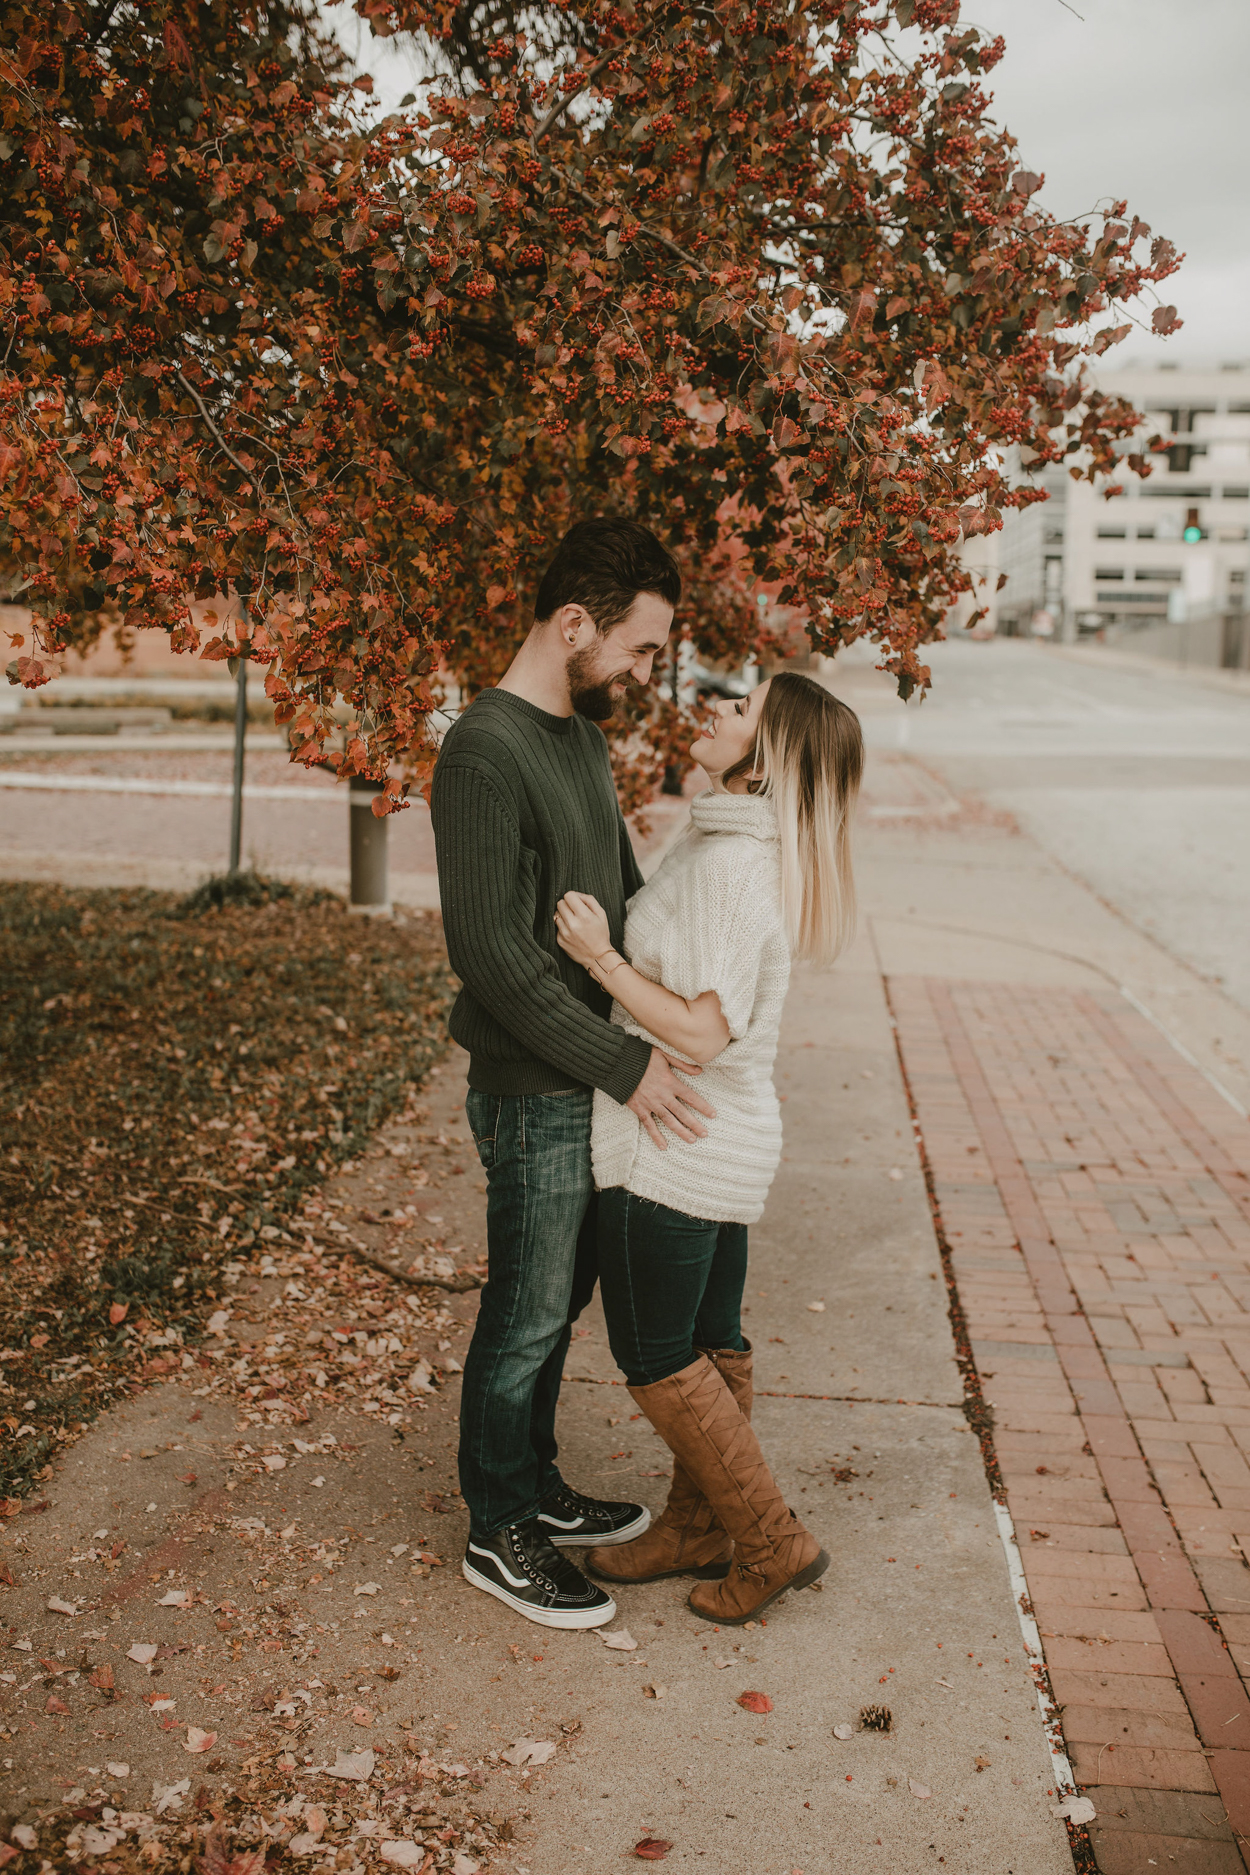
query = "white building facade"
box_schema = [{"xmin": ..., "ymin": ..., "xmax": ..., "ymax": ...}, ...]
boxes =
[{"xmin": 993, "ymin": 362, "xmax": 1250, "ymax": 668}]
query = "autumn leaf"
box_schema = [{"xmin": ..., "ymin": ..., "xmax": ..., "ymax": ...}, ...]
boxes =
[
  {"xmin": 109, "ymin": 1302, "xmax": 128, "ymax": 1326},
  {"xmin": 633, "ymin": 1842, "xmax": 673, "ymax": 1861},
  {"xmin": 45, "ymin": 1693, "xmax": 70, "ymax": 1714},
  {"xmin": 183, "ymin": 1726, "xmax": 218, "ymax": 1753},
  {"xmin": 737, "ymin": 1691, "xmax": 773, "ymax": 1715}
]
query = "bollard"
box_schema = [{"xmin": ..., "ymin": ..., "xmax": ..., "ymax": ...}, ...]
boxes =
[{"xmin": 349, "ymin": 776, "xmax": 390, "ymax": 915}]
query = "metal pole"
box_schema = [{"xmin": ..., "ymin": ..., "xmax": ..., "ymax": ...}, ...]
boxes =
[
  {"xmin": 228, "ymin": 654, "xmax": 247, "ymax": 873},
  {"xmin": 349, "ymin": 776, "xmax": 390, "ymax": 915}
]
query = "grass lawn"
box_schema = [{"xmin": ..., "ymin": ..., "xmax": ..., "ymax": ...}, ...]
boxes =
[{"xmin": 0, "ymin": 875, "xmax": 454, "ymax": 1500}]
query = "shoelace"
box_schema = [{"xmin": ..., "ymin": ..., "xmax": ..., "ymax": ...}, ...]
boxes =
[{"xmin": 505, "ymin": 1525, "xmax": 557, "ymax": 1593}]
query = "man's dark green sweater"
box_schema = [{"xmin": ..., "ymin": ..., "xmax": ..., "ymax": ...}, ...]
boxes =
[{"xmin": 430, "ymin": 688, "xmax": 653, "ymax": 1101}]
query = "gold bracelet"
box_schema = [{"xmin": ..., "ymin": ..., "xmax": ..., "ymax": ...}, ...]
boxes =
[{"xmin": 593, "ymin": 949, "xmax": 626, "ymax": 978}]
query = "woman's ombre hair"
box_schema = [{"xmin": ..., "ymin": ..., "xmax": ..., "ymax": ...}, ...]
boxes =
[{"xmin": 722, "ymin": 670, "xmax": 864, "ymax": 966}]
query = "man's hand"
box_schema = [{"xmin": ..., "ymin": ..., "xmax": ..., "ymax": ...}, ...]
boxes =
[{"xmin": 626, "ymin": 1047, "xmax": 716, "ymax": 1151}]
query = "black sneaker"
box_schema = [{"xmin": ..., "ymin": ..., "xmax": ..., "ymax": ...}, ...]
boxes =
[
  {"xmin": 537, "ymin": 1482, "xmax": 652, "ymax": 1549},
  {"xmin": 462, "ymin": 1519, "xmax": 617, "ymax": 1629}
]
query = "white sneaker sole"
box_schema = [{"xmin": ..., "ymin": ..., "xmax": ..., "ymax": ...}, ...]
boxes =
[
  {"xmin": 542, "ymin": 1507, "xmax": 653, "ymax": 1550},
  {"xmin": 462, "ymin": 1561, "xmax": 617, "ymax": 1629}
]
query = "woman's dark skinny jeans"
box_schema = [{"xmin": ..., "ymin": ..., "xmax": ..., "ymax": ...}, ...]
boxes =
[{"xmin": 596, "ymin": 1186, "xmax": 749, "ymax": 1387}]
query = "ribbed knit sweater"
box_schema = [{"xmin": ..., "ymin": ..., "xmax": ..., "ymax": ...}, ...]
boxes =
[
  {"xmin": 430, "ymin": 687, "xmax": 653, "ymax": 1101},
  {"xmin": 592, "ymin": 790, "xmax": 791, "ymax": 1225}
]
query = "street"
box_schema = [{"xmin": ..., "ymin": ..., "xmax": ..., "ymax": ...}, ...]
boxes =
[{"xmin": 867, "ymin": 639, "xmax": 1250, "ymax": 1020}]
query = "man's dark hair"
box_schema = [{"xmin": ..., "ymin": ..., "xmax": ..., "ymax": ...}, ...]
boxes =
[{"xmin": 533, "ymin": 517, "xmax": 681, "ymax": 634}]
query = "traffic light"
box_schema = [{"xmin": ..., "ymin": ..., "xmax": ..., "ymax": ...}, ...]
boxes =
[{"xmin": 1183, "ymin": 506, "xmax": 1204, "ymax": 543}]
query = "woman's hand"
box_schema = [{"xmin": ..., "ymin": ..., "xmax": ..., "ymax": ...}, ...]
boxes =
[{"xmin": 555, "ymin": 891, "xmax": 613, "ymax": 969}]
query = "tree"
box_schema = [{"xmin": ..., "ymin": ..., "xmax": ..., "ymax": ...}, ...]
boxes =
[{"xmin": 0, "ymin": 0, "xmax": 1179, "ymax": 801}]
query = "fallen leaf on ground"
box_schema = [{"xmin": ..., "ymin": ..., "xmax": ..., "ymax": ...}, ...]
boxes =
[
  {"xmin": 89, "ymin": 1663, "xmax": 115, "ymax": 1691},
  {"xmin": 153, "ymin": 1779, "xmax": 190, "ymax": 1815},
  {"xmin": 500, "ymin": 1737, "xmax": 555, "ymax": 1768},
  {"xmin": 0, "ymin": 1847, "xmax": 18, "ymax": 1868},
  {"xmin": 105, "ymin": 1761, "xmax": 129, "ymax": 1778},
  {"xmin": 158, "ymin": 1589, "xmax": 190, "ymax": 1607},
  {"xmin": 45, "ymin": 1694, "xmax": 70, "ymax": 1714},
  {"xmin": 109, "ymin": 1302, "xmax": 128, "ymax": 1326},
  {"xmin": 351, "ymin": 1706, "xmax": 372, "ymax": 1726},
  {"xmin": 1051, "ymin": 1795, "xmax": 1096, "ymax": 1825},
  {"xmin": 46, "ymin": 1596, "xmax": 78, "ymax": 1616},
  {"xmin": 806, "ymin": 1301, "xmax": 826, "ymax": 1312},
  {"xmin": 10, "ymin": 1828, "xmax": 36, "ymax": 1851},
  {"xmin": 322, "ymin": 1747, "xmax": 375, "ymax": 1782},
  {"xmin": 599, "ymin": 1629, "xmax": 637, "ymax": 1651},
  {"xmin": 261, "ymin": 1454, "xmax": 286, "ymax": 1472},
  {"xmin": 128, "ymin": 1643, "xmax": 158, "ymax": 1664},
  {"xmin": 974, "ymin": 1755, "xmax": 991, "ymax": 1771},
  {"xmin": 451, "ymin": 1857, "xmax": 480, "ymax": 1875},
  {"xmin": 378, "ymin": 1846, "xmax": 428, "ymax": 1871},
  {"xmin": 832, "ymin": 1722, "xmax": 854, "ymax": 1740},
  {"xmin": 908, "ymin": 1779, "xmax": 932, "ymax": 1800},
  {"xmin": 633, "ymin": 1842, "xmax": 672, "ymax": 1861},
  {"xmin": 184, "ymin": 1726, "xmax": 217, "ymax": 1753},
  {"xmin": 712, "ymin": 1658, "xmax": 731, "ymax": 1670},
  {"xmin": 737, "ymin": 1691, "xmax": 773, "ymax": 1714},
  {"xmin": 354, "ymin": 1582, "xmax": 381, "ymax": 1596},
  {"xmin": 642, "ymin": 1683, "xmax": 667, "ymax": 1699}
]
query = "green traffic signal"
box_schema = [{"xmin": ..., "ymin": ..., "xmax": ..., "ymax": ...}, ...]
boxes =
[{"xmin": 1183, "ymin": 524, "xmax": 1203, "ymax": 542}]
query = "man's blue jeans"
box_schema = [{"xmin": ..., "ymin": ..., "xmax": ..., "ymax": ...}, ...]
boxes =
[{"xmin": 459, "ymin": 1089, "xmax": 597, "ymax": 1540}]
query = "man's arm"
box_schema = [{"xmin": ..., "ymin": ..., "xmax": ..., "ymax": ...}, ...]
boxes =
[
  {"xmin": 431, "ymin": 757, "xmax": 652, "ymax": 1102},
  {"xmin": 618, "ymin": 807, "xmax": 646, "ymax": 900}
]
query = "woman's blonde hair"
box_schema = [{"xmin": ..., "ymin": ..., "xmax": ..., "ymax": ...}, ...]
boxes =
[{"xmin": 723, "ymin": 670, "xmax": 863, "ymax": 966}]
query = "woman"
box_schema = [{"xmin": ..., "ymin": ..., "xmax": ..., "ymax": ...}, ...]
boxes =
[{"xmin": 553, "ymin": 670, "xmax": 863, "ymax": 1625}]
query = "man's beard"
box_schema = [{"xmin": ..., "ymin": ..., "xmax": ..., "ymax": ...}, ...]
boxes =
[{"xmin": 567, "ymin": 643, "xmax": 623, "ymax": 721}]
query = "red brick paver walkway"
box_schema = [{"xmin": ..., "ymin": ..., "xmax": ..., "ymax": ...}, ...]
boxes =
[{"xmin": 892, "ymin": 977, "xmax": 1250, "ymax": 1874}]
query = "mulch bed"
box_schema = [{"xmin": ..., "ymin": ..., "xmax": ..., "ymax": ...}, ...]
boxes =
[{"xmin": 0, "ymin": 874, "xmax": 455, "ymax": 1501}]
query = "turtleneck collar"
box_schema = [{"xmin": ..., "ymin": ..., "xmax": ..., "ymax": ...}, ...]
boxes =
[{"xmin": 688, "ymin": 787, "xmax": 779, "ymax": 841}]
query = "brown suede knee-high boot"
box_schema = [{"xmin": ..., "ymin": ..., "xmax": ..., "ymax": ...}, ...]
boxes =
[
  {"xmin": 627, "ymin": 1353, "xmax": 828, "ymax": 1624},
  {"xmin": 586, "ymin": 1343, "xmax": 753, "ymax": 1585}
]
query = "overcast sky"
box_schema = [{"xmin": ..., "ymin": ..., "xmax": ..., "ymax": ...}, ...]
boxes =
[
  {"xmin": 327, "ymin": 0, "xmax": 1250, "ymax": 368},
  {"xmin": 966, "ymin": 0, "xmax": 1250, "ymax": 368}
]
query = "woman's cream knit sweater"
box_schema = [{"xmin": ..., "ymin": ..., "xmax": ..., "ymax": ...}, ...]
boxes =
[{"xmin": 591, "ymin": 788, "xmax": 790, "ymax": 1225}]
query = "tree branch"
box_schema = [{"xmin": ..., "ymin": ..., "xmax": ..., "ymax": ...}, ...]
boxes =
[{"xmin": 175, "ymin": 368, "xmax": 266, "ymax": 502}]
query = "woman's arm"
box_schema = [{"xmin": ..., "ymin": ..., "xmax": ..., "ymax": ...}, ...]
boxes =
[{"xmin": 555, "ymin": 891, "xmax": 731, "ymax": 1067}]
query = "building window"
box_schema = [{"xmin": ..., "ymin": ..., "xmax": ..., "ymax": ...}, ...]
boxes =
[
  {"xmin": 1136, "ymin": 526, "xmax": 1156, "ymax": 538},
  {"xmin": 1095, "ymin": 568, "xmax": 1125, "ymax": 581},
  {"xmin": 1134, "ymin": 568, "xmax": 1182, "ymax": 583},
  {"xmin": 1222, "ymin": 486, "xmax": 1250, "ymax": 499},
  {"xmin": 1097, "ymin": 527, "xmax": 1126, "ymax": 539}
]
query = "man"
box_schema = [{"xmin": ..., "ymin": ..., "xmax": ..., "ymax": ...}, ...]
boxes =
[{"xmin": 431, "ymin": 517, "xmax": 714, "ymax": 1630}]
